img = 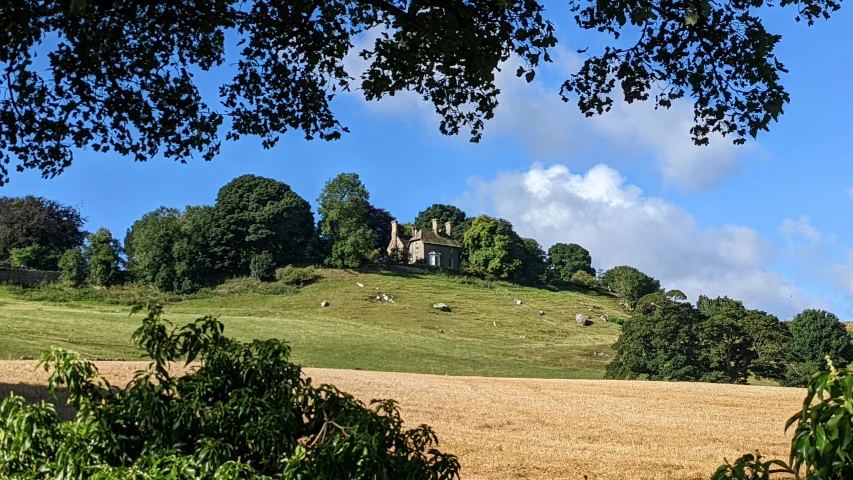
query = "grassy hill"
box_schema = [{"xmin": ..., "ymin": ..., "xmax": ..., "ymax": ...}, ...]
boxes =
[{"xmin": 0, "ymin": 268, "xmax": 627, "ymax": 379}]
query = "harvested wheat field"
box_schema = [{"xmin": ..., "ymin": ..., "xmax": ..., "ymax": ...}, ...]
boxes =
[{"xmin": 0, "ymin": 361, "xmax": 804, "ymax": 480}]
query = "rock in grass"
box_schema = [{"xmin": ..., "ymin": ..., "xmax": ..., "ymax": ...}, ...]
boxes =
[
  {"xmin": 575, "ymin": 314, "xmax": 589, "ymax": 326},
  {"xmin": 320, "ymin": 301, "xmax": 329, "ymax": 307},
  {"xmin": 515, "ymin": 299, "xmax": 523, "ymax": 306},
  {"xmin": 433, "ymin": 303, "xmax": 451, "ymax": 312}
]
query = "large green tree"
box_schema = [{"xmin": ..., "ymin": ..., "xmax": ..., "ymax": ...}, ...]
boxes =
[
  {"xmin": 212, "ymin": 175, "xmax": 316, "ymax": 273},
  {"xmin": 547, "ymin": 243, "xmax": 595, "ymax": 283},
  {"xmin": 0, "ymin": 0, "xmax": 832, "ymax": 185},
  {"xmin": 318, "ymin": 173, "xmax": 376, "ymax": 268},
  {"xmin": 518, "ymin": 238, "xmax": 548, "ymax": 286},
  {"xmin": 84, "ymin": 228, "xmax": 123, "ymax": 287},
  {"xmin": 462, "ymin": 215, "xmax": 525, "ymax": 280},
  {"xmin": 0, "ymin": 196, "xmax": 86, "ymax": 269},
  {"xmin": 413, "ymin": 204, "xmax": 467, "ymax": 231},
  {"xmin": 601, "ymin": 265, "xmax": 662, "ymax": 308},
  {"xmin": 696, "ymin": 295, "xmax": 788, "ymax": 384},
  {"xmin": 782, "ymin": 309, "xmax": 853, "ymax": 387},
  {"xmin": 125, "ymin": 207, "xmax": 184, "ymax": 290},
  {"xmin": 606, "ymin": 295, "xmax": 709, "ymax": 381},
  {"xmin": 366, "ymin": 206, "xmax": 397, "ymax": 254}
]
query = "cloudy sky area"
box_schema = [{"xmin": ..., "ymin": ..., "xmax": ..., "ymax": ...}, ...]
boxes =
[{"xmin": 3, "ymin": 3, "xmax": 852, "ymax": 319}]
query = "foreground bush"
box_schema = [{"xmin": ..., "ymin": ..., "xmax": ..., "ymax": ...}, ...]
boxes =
[
  {"xmin": 712, "ymin": 357, "xmax": 853, "ymax": 479},
  {"xmin": 0, "ymin": 303, "xmax": 460, "ymax": 479},
  {"xmin": 275, "ymin": 265, "xmax": 317, "ymax": 285}
]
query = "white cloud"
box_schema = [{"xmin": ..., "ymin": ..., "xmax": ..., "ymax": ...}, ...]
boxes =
[
  {"xmin": 343, "ymin": 31, "xmax": 750, "ymax": 192},
  {"xmin": 465, "ymin": 162, "xmax": 811, "ymax": 317},
  {"xmin": 780, "ymin": 215, "xmax": 823, "ymax": 246},
  {"xmin": 831, "ymin": 253, "xmax": 853, "ymax": 299}
]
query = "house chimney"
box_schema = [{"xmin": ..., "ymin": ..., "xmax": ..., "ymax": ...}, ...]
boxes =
[
  {"xmin": 391, "ymin": 220, "xmax": 398, "ymax": 239},
  {"xmin": 431, "ymin": 218, "xmax": 439, "ymax": 234},
  {"xmin": 445, "ymin": 222, "xmax": 452, "ymax": 237}
]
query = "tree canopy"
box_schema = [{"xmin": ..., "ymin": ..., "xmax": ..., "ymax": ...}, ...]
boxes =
[
  {"xmin": 84, "ymin": 228, "xmax": 123, "ymax": 287},
  {"xmin": 414, "ymin": 204, "xmax": 467, "ymax": 230},
  {"xmin": 548, "ymin": 243, "xmax": 595, "ymax": 283},
  {"xmin": 606, "ymin": 295, "xmax": 709, "ymax": 381},
  {"xmin": 783, "ymin": 309, "xmax": 853, "ymax": 386},
  {"xmin": 696, "ymin": 295, "xmax": 788, "ymax": 384},
  {"xmin": 0, "ymin": 196, "xmax": 86, "ymax": 269},
  {"xmin": 1, "ymin": 0, "xmax": 838, "ymax": 184},
  {"xmin": 318, "ymin": 173, "xmax": 377, "ymax": 268},
  {"xmin": 601, "ymin": 265, "xmax": 661, "ymax": 307},
  {"xmin": 212, "ymin": 175, "xmax": 316, "ymax": 273},
  {"xmin": 462, "ymin": 215, "xmax": 525, "ymax": 280}
]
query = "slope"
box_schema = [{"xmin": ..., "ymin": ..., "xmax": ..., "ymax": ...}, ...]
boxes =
[{"xmin": 0, "ymin": 268, "xmax": 626, "ymax": 379}]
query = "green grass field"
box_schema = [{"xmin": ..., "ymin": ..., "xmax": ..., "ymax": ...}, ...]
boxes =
[{"xmin": 0, "ymin": 268, "xmax": 627, "ymax": 379}]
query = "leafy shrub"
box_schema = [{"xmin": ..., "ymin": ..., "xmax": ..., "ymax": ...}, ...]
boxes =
[
  {"xmin": 9, "ymin": 244, "xmax": 57, "ymax": 270},
  {"xmin": 600, "ymin": 265, "xmax": 661, "ymax": 307},
  {"xmin": 214, "ymin": 276, "xmax": 297, "ymax": 295},
  {"xmin": 84, "ymin": 228, "xmax": 123, "ymax": 287},
  {"xmin": 570, "ymin": 270, "xmax": 598, "ymax": 289},
  {"xmin": 609, "ymin": 317, "xmax": 624, "ymax": 326},
  {"xmin": 712, "ymin": 357, "xmax": 853, "ymax": 480},
  {"xmin": 275, "ymin": 265, "xmax": 317, "ymax": 285},
  {"xmin": 0, "ymin": 283, "xmax": 212, "ymax": 305},
  {"xmin": 249, "ymin": 251, "xmax": 276, "ymax": 280},
  {"xmin": 0, "ymin": 304, "xmax": 460, "ymax": 479},
  {"xmin": 58, "ymin": 247, "xmax": 87, "ymax": 286}
]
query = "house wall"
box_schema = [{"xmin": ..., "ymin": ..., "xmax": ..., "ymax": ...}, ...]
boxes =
[
  {"xmin": 408, "ymin": 241, "xmax": 459, "ymax": 269},
  {"xmin": 386, "ymin": 236, "xmax": 406, "ymax": 256}
]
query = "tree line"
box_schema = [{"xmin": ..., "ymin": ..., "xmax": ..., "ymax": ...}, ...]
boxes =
[
  {"xmin": 3, "ymin": 173, "xmax": 851, "ymax": 389},
  {"xmin": 0, "ymin": 173, "xmax": 649, "ymax": 296}
]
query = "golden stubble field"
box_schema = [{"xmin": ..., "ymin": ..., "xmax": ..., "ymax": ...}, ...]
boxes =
[{"xmin": 0, "ymin": 361, "xmax": 804, "ymax": 480}]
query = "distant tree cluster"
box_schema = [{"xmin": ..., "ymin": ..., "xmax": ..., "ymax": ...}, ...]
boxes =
[
  {"xmin": 606, "ymin": 292, "xmax": 853, "ymax": 387},
  {"xmin": 0, "ymin": 175, "xmax": 652, "ymax": 299}
]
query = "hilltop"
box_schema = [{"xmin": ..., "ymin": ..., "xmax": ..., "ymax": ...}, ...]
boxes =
[{"xmin": 0, "ymin": 268, "xmax": 626, "ymax": 379}]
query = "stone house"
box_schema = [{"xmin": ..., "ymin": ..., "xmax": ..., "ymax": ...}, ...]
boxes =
[{"xmin": 387, "ymin": 219, "xmax": 461, "ymax": 269}]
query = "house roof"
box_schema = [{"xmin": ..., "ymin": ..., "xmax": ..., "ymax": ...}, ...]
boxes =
[{"xmin": 411, "ymin": 229, "xmax": 461, "ymax": 248}]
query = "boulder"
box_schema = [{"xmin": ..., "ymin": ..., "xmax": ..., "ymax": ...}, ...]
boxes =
[
  {"xmin": 538, "ymin": 310, "xmax": 545, "ymax": 317},
  {"xmin": 600, "ymin": 314, "xmax": 608, "ymax": 322},
  {"xmin": 320, "ymin": 301, "xmax": 329, "ymax": 307},
  {"xmin": 433, "ymin": 303, "xmax": 451, "ymax": 312},
  {"xmin": 515, "ymin": 299, "xmax": 523, "ymax": 306},
  {"xmin": 575, "ymin": 313, "xmax": 589, "ymax": 326},
  {"xmin": 357, "ymin": 282, "xmax": 364, "ymax": 288}
]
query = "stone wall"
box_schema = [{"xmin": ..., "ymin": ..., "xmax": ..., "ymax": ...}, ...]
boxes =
[{"xmin": 0, "ymin": 269, "xmax": 60, "ymax": 285}]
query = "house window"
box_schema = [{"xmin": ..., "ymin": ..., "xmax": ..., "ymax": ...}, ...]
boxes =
[
  {"xmin": 429, "ymin": 252, "xmax": 440, "ymax": 266},
  {"xmin": 449, "ymin": 258, "xmax": 454, "ymax": 269}
]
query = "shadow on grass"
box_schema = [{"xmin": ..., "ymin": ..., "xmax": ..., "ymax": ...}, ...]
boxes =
[{"xmin": 0, "ymin": 383, "xmax": 75, "ymax": 421}]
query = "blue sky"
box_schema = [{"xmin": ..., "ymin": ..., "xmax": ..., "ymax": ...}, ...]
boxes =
[{"xmin": 3, "ymin": 3, "xmax": 852, "ymax": 319}]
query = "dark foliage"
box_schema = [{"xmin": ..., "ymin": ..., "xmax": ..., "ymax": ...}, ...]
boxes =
[
  {"xmin": 781, "ymin": 309, "xmax": 853, "ymax": 387},
  {"xmin": 0, "ymin": 196, "xmax": 86, "ymax": 269},
  {"xmin": 548, "ymin": 243, "xmax": 595, "ymax": 283},
  {"xmin": 212, "ymin": 175, "xmax": 316, "ymax": 274},
  {"xmin": 414, "ymin": 205, "xmax": 467, "ymax": 231},
  {"xmin": 601, "ymin": 265, "xmax": 661, "ymax": 308},
  {"xmin": 605, "ymin": 295, "xmax": 709, "ymax": 381},
  {"xmin": 366, "ymin": 205, "xmax": 397, "ymax": 254},
  {"xmin": 249, "ymin": 251, "xmax": 276, "ymax": 280},
  {"xmin": 1, "ymin": 0, "xmax": 832, "ymax": 183}
]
